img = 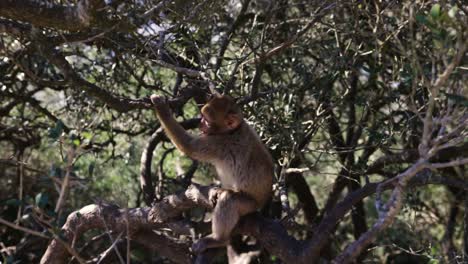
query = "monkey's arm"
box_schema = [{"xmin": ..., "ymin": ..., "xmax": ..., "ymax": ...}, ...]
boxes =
[{"xmin": 151, "ymin": 95, "xmax": 218, "ymax": 161}]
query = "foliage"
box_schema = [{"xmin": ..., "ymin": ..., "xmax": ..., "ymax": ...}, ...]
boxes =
[{"xmin": 0, "ymin": 0, "xmax": 467, "ymax": 263}]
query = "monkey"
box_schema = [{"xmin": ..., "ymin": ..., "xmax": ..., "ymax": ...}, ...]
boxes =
[{"xmin": 150, "ymin": 93, "xmax": 274, "ymax": 254}]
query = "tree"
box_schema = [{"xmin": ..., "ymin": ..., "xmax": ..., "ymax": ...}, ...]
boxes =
[{"xmin": 0, "ymin": 0, "xmax": 467, "ymax": 263}]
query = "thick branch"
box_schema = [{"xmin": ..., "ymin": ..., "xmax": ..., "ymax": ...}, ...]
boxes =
[
  {"xmin": 442, "ymin": 188, "xmax": 463, "ymax": 261},
  {"xmin": 40, "ymin": 204, "xmax": 191, "ymax": 264},
  {"xmin": 236, "ymin": 214, "xmax": 305, "ymax": 263},
  {"xmin": 286, "ymin": 172, "xmax": 319, "ymax": 224},
  {"xmin": 140, "ymin": 127, "xmax": 163, "ymax": 206},
  {"xmin": 132, "ymin": 230, "xmax": 192, "ymax": 264},
  {"xmin": 147, "ymin": 184, "xmax": 307, "ymax": 263},
  {"xmin": 40, "ymin": 172, "xmax": 468, "ymax": 264},
  {"xmin": 148, "ymin": 183, "xmax": 215, "ymax": 223},
  {"xmin": 36, "ymin": 41, "xmax": 151, "ymax": 112},
  {"xmin": 464, "ymin": 192, "xmax": 468, "ymax": 261},
  {"xmin": 0, "ymin": 0, "xmax": 107, "ymax": 31},
  {"xmin": 0, "ymin": 18, "xmax": 31, "ymax": 38}
]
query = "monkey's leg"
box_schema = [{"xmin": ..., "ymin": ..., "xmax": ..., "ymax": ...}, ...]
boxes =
[{"xmin": 192, "ymin": 190, "xmax": 257, "ymax": 253}]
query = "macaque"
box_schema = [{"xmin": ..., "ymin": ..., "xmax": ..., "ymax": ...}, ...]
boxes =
[{"xmin": 150, "ymin": 93, "xmax": 274, "ymax": 253}]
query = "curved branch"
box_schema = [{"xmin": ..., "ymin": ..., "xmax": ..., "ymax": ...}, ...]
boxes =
[
  {"xmin": 140, "ymin": 127, "xmax": 163, "ymax": 206},
  {"xmin": 140, "ymin": 118, "xmax": 200, "ymax": 206},
  {"xmin": 37, "ymin": 41, "xmax": 152, "ymax": 112},
  {"xmin": 40, "ymin": 204, "xmax": 191, "ymax": 264},
  {"xmin": 286, "ymin": 171, "xmax": 319, "ymax": 225}
]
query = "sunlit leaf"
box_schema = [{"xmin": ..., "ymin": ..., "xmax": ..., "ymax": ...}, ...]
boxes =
[
  {"xmin": 73, "ymin": 139, "xmax": 81, "ymax": 146},
  {"xmin": 82, "ymin": 131, "xmax": 93, "ymax": 140},
  {"xmin": 430, "ymin": 4, "xmax": 441, "ymax": 19}
]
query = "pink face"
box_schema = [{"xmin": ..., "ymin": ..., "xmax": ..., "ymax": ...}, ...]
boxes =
[
  {"xmin": 199, "ymin": 114, "xmax": 213, "ymax": 134},
  {"xmin": 199, "ymin": 95, "xmax": 242, "ymax": 135}
]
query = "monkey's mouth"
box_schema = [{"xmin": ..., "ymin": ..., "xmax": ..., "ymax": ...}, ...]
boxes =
[{"xmin": 200, "ymin": 115, "xmax": 211, "ymax": 134}]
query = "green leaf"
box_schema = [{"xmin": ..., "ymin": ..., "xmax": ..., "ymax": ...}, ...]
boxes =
[
  {"xmin": 35, "ymin": 192, "xmax": 49, "ymax": 209},
  {"xmin": 73, "ymin": 138, "xmax": 81, "ymax": 146},
  {"xmin": 448, "ymin": 6, "xmax": 458, "ymax": 18},
  {"xmin": 430, "ymin": 4, "xmax": 441, "ymax": 19},
  {"xmin": 82, "ymin": 131, "xmax": 93, "ymax": 140}
]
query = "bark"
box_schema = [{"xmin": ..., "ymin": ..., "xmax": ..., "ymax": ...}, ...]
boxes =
[
  {"xmin": 0, "ymin": 19, "xmax": 207, "ymax": 114},
  {"xmin": 464, "ymin": 192, "xmax": 468, "ymax": 262},
  {"xmin": 40, "ymin": 172, "xmax": 468, "ymax": 264},
  {"xmin": 40, "ymin": 204, "xmax": 191, "ymax": 264},
  {"xmin": 286, "ymin": 172, "xmax": 319, "ymax": 224},
  {"xmin": 442, "ymin": 198, "xmax": 460, "ymax": 261},
  {"xmin": 0, "ymin": 0, "xmax": 107, "ymax": 31}
]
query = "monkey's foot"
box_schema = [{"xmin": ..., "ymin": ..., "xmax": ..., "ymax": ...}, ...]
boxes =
[
  {"xmin": 208, "ymin": 187, "xmax": 224, "ymax": 207},
  {"xmin": 192, "ymin": 239, "xmax": 208, "ymax": 254},
  {"xmin": 150, "ymin": 94, "xmax": 165, "ymax": 105},
  {"xmin": 192, "ymin": 237, "xmax": 227, "ymax": 254}
]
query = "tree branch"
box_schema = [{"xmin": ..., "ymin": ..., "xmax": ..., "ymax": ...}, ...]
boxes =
[
  {"xmin": 40, "ymin": 203, "xmax": 191, "ymax": 264},
  {"xmin": 40, "ymin": 170, "xmax": 468, "ymax": 264},
  {"xmin": 139, "ymin": 118, "xmax": 200, "ymax": 206},
  {"xmin": 0, "ymin": 0, "xmax": 108, "ymax": 31},
  {"xmin": 246, "ymin": 2, "xmax": 336, "ymax": 65}
]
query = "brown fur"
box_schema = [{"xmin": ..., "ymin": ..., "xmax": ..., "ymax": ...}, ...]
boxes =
[{"xmin": 151, "ymin": 94, "xmax": 274, "ymax": 253}]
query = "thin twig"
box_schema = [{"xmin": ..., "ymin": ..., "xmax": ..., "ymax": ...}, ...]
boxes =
[
  {"xmin": 0, "ymin": 217, "xmax": 49, "ymax": 239},
  {"xmin": 16, "ymin": 151, "xmax": 24, "ymax": 223},
  {"xmin": 429, "ymin": 158, "xmax": 468, "ymax": 169},
  {"xmin": 55, "ymin": 148, "xmax": 76, "ymax": 217},
  {"xmin": 95, "ymin": 232, "xmax": 124, "ymax": 264},
  {"xmin": 244, "ymin": 2, "xmax": 336, "ymax": 65}
]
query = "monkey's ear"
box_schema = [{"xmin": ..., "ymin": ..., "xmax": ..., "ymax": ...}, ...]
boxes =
[
  {"xmin": 225, "ymin": 114, "xmax": 241, "ymax": 130},
  {"xmin": 205, "ymin": 93, "xmax": 214, "ymax": 101}
]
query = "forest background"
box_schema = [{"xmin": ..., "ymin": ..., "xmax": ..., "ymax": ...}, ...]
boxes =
[{"xmin": 0, "ymin": 0, "xmax": 467, "ymax": 263}]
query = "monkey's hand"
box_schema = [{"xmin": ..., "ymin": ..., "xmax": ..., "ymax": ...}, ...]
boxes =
[
  {"xmin": 208, "ymin": 188, "xmax": 223, "ymax": 208},
  {"xmin": 150, "ymin": 94, "xmax": 171, "ymax": 117}
]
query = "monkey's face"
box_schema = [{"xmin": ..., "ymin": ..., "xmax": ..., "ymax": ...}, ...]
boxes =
[{"xmin": 200, "ymin": 95, "xmax": 243, "ymax": 135}]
